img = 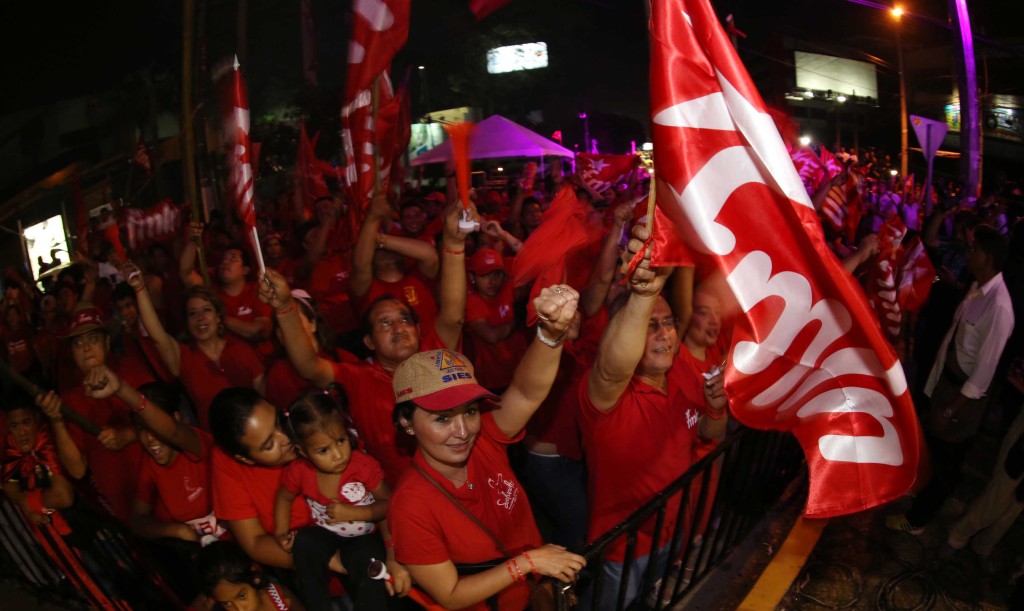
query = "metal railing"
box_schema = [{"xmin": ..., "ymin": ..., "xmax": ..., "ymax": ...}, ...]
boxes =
[{"xmin": 556, "ymin": 426, "xmax": 805, "ymax": 610}]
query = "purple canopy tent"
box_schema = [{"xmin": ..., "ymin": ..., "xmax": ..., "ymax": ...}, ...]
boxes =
[{"xmin": 408, "ymin": 115, "xmax": 574, "ymax": 166}]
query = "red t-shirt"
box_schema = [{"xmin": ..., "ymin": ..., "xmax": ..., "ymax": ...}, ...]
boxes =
[
  {"xmin": 135, "ymin": 427, "xmax": 215, "ymax": 523},
  {"xmin": 307, "ymin": 254, "xmax": 359, "ymax": 335},
  {"xmin": 211, "ymin": 447, "xmax": 310, "ymax": 535},
  {"xmin": 464, "ymin": 285, "xmax": 528, "ymax": 391},
  {"xmin": 1, "ymin": 325, "xmax": 36, "ymax": 373},
  {"xmin": 354, "ymin": 274, "xmax": 438, "ymax": 333},
  {"xmin": 62, "ymin": 387, "xmax": 143, "ymax": 523},
  {"xmin": 115, "ymin": 324, "xmax": 173, "ymax": 389},
  {"xmin": 218, "ymin": 283, "xmax": 275, "ymax": 357},
  {"xmin": 178, "ymin": 337, "xmax": 264, "ymax": 429},
  {"xmin": 577, "ymin": 365, "xmax": 700, "ymax": 561},
  {"xmin": 280, "ymin": 451, "xmax": 383, "ymax": 537},
  {"xmin": 265, "ymin": 349, "xmax": 362, "ymax": 410},
  {"xmin": 388, "ymin": 414, "xmax": 539, "ymax": 611},
  {"xmin": 525, "ymin": 347, "xmax": 588, "ymax": 461}
]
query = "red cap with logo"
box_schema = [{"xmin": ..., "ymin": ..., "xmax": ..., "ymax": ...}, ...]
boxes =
[
  {"xmin": 468, "ymin": 248, "xmax": 505, "ymax": 276},
  {"xmin": 62, "ymin": 306, "xmax": 106, "ymax": 338}
]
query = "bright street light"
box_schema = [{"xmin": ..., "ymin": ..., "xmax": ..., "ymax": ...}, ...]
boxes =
[
  {"xmin": 837, "ymin": 94, "xmax": 847, "ymax": 103},
  {"xmin": 891, "ymin": 6, "xmax": 904, "ymax": 19},
  {"xmin": 418, "ymin": 65, "xmax": 425, "ymax": 70},
  {"xmin": 799, "ymin": 136, "xmax": 811, "ymax": 147}
]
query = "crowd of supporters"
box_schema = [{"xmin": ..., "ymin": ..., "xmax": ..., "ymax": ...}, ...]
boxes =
[{"xmin": 1, "ymin": 146, "xmax": 1023, "ymax": 609}]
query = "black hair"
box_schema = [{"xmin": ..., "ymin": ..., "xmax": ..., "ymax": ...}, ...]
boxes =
[
  {"xmin": 291, "ymin": 294, "xmax": 336, "ymax": 355},
  {"xmin": 222, "ymin": 244, "xmax": 252, "ymax": 268},
  {"xmin": 400, "ymin": 199, "xmax": 426, "ymax": 214},
  {"xmin": 393, "ymin": 399, "xmax": 417, "ymax": 430},
  {"xmin": 2, "ymin": 388, "xmax": 36, "ymax": 414},
  {"xmin": 209, "ymin": 387, "xmax": 264, "ymax": 458},
  {"xmin": 973, "ymin": 223, "xmax": 1008, "ymax": 272},
  {"xmin": 113, "ymin": 282, "xmax": 136, "ymax": 303},
  {"xmin": 281, "ymin": 390, "xmax": 354, "ymax": 448},
  {"xmin": 195, "ymin": 540, "xmax": 264, "ymax": 597},
  {"xmin": 131, "ymin": 382, "xmax": 183, "ymax": 428},
  {"xmin": 361, "ymin": 293, "xmax": 420, "ymax": 338}
]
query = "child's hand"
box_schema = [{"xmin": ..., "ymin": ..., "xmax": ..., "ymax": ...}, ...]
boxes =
[
  {"xmin": 276, "ymin": 531, "xmax": 295, "ymax": 553},
  {"xmin": 326, "ymin": 500, "xmax": 366, "ymax": 523},
  {"xmin": 385, "ymin": 559, "xmax": 412, "ymax": 597}
]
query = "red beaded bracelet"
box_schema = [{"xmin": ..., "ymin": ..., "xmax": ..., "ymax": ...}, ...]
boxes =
[
  {"xmin": 276, "ymin": 303, "xmax": 298, "ymax": 317},
  {"xmin": 522, "ymin": 552, "xmax": 536, "ymax": 575},
  {"xmin": 505, "ymin": 560, "xmax": 517, "ymax": 582},
  {"xmin": 443, "ymin": 246, "xmax": 465, "ymax": 256}
]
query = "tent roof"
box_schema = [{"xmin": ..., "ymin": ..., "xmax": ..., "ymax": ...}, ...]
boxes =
[{"xmin": 409, "ymin": 115, "xmax": 574, "ymax": 166}]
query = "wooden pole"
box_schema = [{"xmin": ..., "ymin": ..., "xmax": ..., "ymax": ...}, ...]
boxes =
[{"xmin": 0, "ymin": 362, "xmax": 101, "ymax": 437}]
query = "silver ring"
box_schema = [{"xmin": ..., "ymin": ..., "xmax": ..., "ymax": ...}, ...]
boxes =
[{"xmin": 552, "ymin": 287, "xmax": 565, "ymax": 295}]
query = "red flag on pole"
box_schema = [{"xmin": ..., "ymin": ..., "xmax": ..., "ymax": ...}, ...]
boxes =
[
  {"xmin": 345, "ymin": 0, "xmax": 410, "ymax": 102},
  {"xmin": 230, "ymin": 56, "xmax": 265, "ymax": 275},
  {"xmin": 577, "ymin": 153, "xmax": 638, "ymax": 193},
  {"xmin": 650, "ymin": 0, "xmax": 920, "ymax": 518}
]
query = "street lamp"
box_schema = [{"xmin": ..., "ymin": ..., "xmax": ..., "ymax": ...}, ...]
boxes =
[{"xmin": 892, "ymin": 6, "xmax": 909, "ymax": 180}]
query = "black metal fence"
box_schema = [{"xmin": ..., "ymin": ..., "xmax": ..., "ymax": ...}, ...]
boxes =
[{"xmin": 556, "ymin": 426, "xmax": 805, "ymax": 610}]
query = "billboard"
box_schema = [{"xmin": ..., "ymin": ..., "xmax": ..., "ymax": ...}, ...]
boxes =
[
  {"xmin": 24, "ymin": 215, "xmax": 70, "ymax": 281},
  {"xmin": 486, "ymin": 42, "xmax": 548, "ymax": 74},
  {"xmin": 794, "ymin": 51, "xmax": 878, "ymax": 101}
]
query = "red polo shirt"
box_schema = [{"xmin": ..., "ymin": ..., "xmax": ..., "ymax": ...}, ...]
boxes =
[
  {"xmin": 135, "ymin": 428, "xmax": 215, "ymax": 523},
  {"xmin": 354, "ymin": 274, "xmax": 438, "ymax": 333},
  {"xmin": 464, "ymin": 285, "xmax": 528, "ymax": 391},
  {"xmin": 219, "ymin": 283, "xmax": 275, "ymax": 357},
  {"xmin": 211, "ymin": 447, "xmax": 310, "ymax": 535},
  {"xmin": 178, "ymin": 337, "xmax": 263, "ymax": 429},
  {"xmin": 388, "ymin": 413, "xmax": 539, "ymax": 611},
  {"xmin": 578, "ymin": 365, "xmax": 700, "ymax": 561}
]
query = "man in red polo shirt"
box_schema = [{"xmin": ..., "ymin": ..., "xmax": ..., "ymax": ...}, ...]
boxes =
[
  {"xmin": 465, "ymin": 248, "xmax": 527, "ymax": 391},
  {"xmin": 180, "ymin": 222, "xmax": 273, "ymax": 356},
  {"xmin": 261, "ymin": 198, "xmax": 475, "ymax": 486},
  {"xmin": 34, "ymin": 306, "xmax": 142, "ymax": 523},
  {"xmin": 578, "ymin": 225, "xmax": 727, "ymax": 610}
]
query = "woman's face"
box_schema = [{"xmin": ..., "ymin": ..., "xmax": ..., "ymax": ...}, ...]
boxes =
[
  {"xmin": 405, "ymin": 402, "xmax": 482, "ymax": 471},
  {"xmin": 236, "ymin": 401, "xmax": 296, "ymax": 467},
  {"xmin": 138, "ymin": 426, "xmax": 176, "ymax": 467},
  {"xmin": 211, "ymin": 579, "xmax": 263, "ymax": 611},
  {"xmin": 186, "ymin": 297, "xmax": 221, "ymax": 342}
]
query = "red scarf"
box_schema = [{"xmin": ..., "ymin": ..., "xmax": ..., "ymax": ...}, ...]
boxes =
[{"xmin": 2, "ymin": 426, "xmax": 62, "ymax": 488}]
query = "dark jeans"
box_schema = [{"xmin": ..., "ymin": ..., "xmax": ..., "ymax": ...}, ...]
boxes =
[
  {"xmin": 905, "ymin": 434, "xmax": 969, "ymax": 528},
  {"xmin": 292, "ymin": 526, "xmax": 398, "ymax": 611},
  {"xmin": 521, "ymin": 452, "xmax": 588, "ymax": 552}
]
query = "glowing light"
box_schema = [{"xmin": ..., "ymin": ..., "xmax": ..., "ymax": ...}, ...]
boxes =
[
  {"xmin": 837, "ymin": 95, "xmax": 847, "ymax": 103},
  {"xmin": 799, "ymin": 136, "xmax": 811, "ymax": 147},
  {"xmin": 418, "ymin": 65, "xmax": 425, "ymax": 70},
  {"xmin": 497, "ymin": 167, "xmax": 504, "ymax": 172},
  {"xmin": 891, "ymin": 6, "xmax": 904, "ymax": 18},
  {"xmin": 642, "ymin": 142, "xmax": 654, "ymax": 151},
  {"xmin": 804, "ymin": 90, "xmax": 814, "ymax": 98},
  {"xmin": 890, "ymin": 169, "xmax": 899, "ymax": 176}
]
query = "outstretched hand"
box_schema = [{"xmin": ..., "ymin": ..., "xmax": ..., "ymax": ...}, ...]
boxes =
[{"xmin": 83, "ymin": 365, "xmax": 121, "ymax": 400}]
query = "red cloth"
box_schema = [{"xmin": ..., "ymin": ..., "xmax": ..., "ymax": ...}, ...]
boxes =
[
  {"xmin": 388, "ymin": 413, "xmax": 539, "ymax": 611},
  {"xmin": 115, "ymin": 324, "xmax": 173, "ymax": 388},
  {"xmin": 219, "ymin": 283, "xmax": 275, "ymax": 357},
  {"xmin": 464, "ymin": 284, "xmax": 528, "ymax": 391},
  {"xmin": 650, "ymin": 0, "xmax": 920, "ymax": 517},
  {"xmin": 307, "ymin": 254, "xmax": 359, "ymax": 335},
  {"xmin": 577, "ymin": 153, "xmax": 637, "ymax": 193},
  {"xmin": 135, "ymin": 428, "xmax": 216, "ymax": 523},
  {"xmin": 1, "ymin": 325, "xmax": 36, "ymax": 373},
  {"xmin": 355, "ymin": 273, "xmax": 438, "ymax": 332},
  {"xmin": 211, "ymin": 448, "xmax": 310, "ymax": 534},
  {"xmin": 178, "ymin": 337, "xmax": 264, "ymax": 429},
  {"xmin": 265, "ymin": 349, "xmax": 360, "ymax": 411},
  {"xmin": 230, "ymin": 60, "xmax": 256, "ymax": 230},
  {"xmin": 3, "ymin": 425, "xmax": 63, "ymax": 485},
  {"xmin": 896, "ymin": 235, "xmax": 934, "ymax": 314},
  {"xmin": 344, "ymin": 1, "xmax": 410, "ymax": 101},
  {"xmin": 578, "ymin": 368, "xmax": 698, "ymax": 561},
  {"xmin": 525, "ymin": 348, "xmax": 587, "ymax": 461},
  {"xmin": 62, "ymin": 387, "xmax": 142, "ymax": 522},
  {"xmin": 281, "ymin": 451, "xmax": 383, "ymax": 536}
]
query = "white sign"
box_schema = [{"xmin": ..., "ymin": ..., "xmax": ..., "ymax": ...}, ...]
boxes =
[{"xmin": 910, "ymin": 115, "xmax": 949, "ymax": 161}]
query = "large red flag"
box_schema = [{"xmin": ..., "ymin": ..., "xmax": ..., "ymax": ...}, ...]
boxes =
[
  {"xmin": 342, "ymin": 73, "xmax": 397, "ymax": 213},
  {"xmin": 650, "ymin": 0, "xmax": 920, "ymax": 517},
  {"xmin": 230, "ymin": 57, "xmax": 256, "ymax": 230},
  {"xmin": 577, "ymin": 153, "xmax": 638, "ymax": 193},
  {"xmin": 345, "ymin": 0, "xmax": 410, "ymax": 102}
]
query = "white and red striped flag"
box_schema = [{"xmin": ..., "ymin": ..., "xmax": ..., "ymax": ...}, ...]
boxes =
[
  {"xmin": 345, "ymin": 0, "xmax": 410, "ymax": 102},
  {"xmin": 229, "ymin": 56, "xmax": 265, "ymax": 275},
  {"xmin": 650, "ymin": 0, "xmax": 920, "ymax": 517},
  {"xmin": 577, "ymin": 153, "xmax": 638, "ymax": 193}
]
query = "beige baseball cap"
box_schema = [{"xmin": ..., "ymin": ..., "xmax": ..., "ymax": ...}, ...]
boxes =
[{"xmin": 392, "ymin": 350, "xmax": 498, "ymax": 411}]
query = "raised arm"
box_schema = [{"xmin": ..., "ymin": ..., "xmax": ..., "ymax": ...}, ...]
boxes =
[
  {"xmin": 124, "ymin": 261, "xmax": 182, "ymax": 376},
  {"xmin": 179, "ymin": 221, "xmax": 206, "ymax": 289},
  {"xmin": 380, "ymin": 233, "xmax": 439, "ymax": 279},
  {"xmin": 433, "ymin": 201, "xmax": 475, "ymax": 350},
  {"xmin": 35, "ymin": 392, "xmax": 87, "ymax": 479},
  {"xmin": 350, "ymin": 193, "xmax": 390, "ymax": 297},
  {"xmin": 259, "ymin": 269, "xmax": 335, "ymax": 388},
  {"xmin": 586, "ymin": 225, "xmax": 670, "ymax": 411},
  {"xmin": 581, "ymin": 203, "xmax": 630, "ymax": 317},
  {"xmin": 492, "ymin": 285, "xmax": 579, "ymax": 438}
]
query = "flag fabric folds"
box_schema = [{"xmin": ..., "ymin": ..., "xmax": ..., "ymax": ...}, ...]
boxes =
[
  {"xmin": 345, "ymin": 0, "xmax": 410, "ymax": 102},
  {"xmin": 650, "ymin": 0, "xmax": 919, "ymax": 517},
  {"xmin": 577, "ymin": 153, "xmax": 638, "ymax": 193},
  {"xmin": 230, "ymin": 57, "xmax": 256, "ymax": 231}
]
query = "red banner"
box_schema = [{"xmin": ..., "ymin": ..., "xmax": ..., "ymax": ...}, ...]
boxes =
[
  {"xmin": 577, "ymin": 153, "xmax": 637, "ymax": 194},
  {"xmin": 230, "ymin": 57, "xmax": 256, "ymax": 230},
  {"xmin": 650, "ymin": 0, "xmax": 920, "ymax": 517},
  {"xmin": 345, "ymin": 0, "xmax": 410, "ymax": 101}
]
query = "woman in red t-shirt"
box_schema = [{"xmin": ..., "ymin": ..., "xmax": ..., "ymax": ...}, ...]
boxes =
[
  {"xmin": 124, "ymin": 263, "xmax": 265, "ymax": 428},
  {"xmin": 386, "ymin": 285, "xmax": 586, "ymax": 611}
]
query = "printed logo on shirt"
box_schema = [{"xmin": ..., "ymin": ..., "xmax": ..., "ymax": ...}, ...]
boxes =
[
  {"xmin": 237, "ymin": 306, "xmax": 253, "ymax": 317},
  {"xmin": 488, "ymin": 472, "xmax": 519, "ymax": 512},
  {"xmin": 184, "ymin": 476, "xmax": 204, "ymax": 503},
  {"xmin": 498, "ymin": 304, "xmax": 511, "ymax": 320},
  {"xmin": 685, "ymin": 408, "xmax": 700, "ymax": 431},
  {"xmin": 404, "ymin": 286, "xmax": 420, "ymax": 306}
]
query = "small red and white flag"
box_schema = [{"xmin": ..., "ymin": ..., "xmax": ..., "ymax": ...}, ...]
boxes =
[
  {"xmin": 577, "ymin": 153, "xmax": 637, "ymax": 194},
  {"xmin": 230, "ymin": 56, "xmax": 256, "ymax": 230},
  {"xmin": 650, "ymin": 0, "xmax": 920, "ymax": 517}
]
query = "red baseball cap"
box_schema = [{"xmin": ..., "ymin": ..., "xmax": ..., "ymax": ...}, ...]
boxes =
[
  {"xmin": 62, "ymin": 306, "xmax": 106, "ymax": 338},
  {"xmin": 468, "ymin": 248, "xmax": 505, "ymax": 276}
]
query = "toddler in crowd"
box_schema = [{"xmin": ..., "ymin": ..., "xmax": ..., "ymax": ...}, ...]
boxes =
[{"xmin": 273, "ymin": 391, "xmax": 406, "ymax": 610}]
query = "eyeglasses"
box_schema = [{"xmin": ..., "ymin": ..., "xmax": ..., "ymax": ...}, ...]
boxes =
[{"xmin": 647, "ymin": 317, "xmax": 680, "ymax": 333}]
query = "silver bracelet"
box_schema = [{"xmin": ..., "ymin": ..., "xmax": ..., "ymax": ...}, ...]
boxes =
[{"xmin": 536, "ymin": 326, "xmax": 564, "ymax": 347}]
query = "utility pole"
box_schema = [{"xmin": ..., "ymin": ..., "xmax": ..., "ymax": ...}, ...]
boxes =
[{"xmin": 949, "ymin": 0, "xmax": 980, "ymax": 198}]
